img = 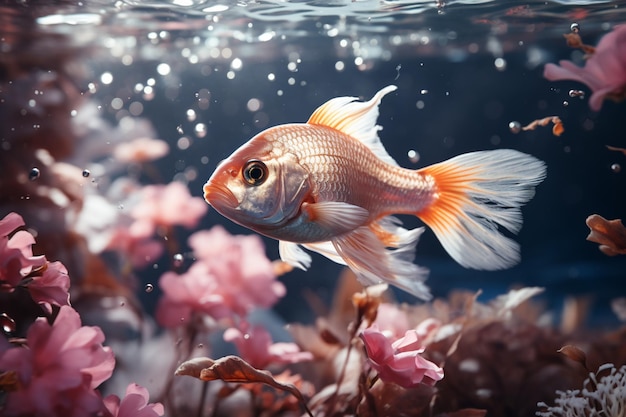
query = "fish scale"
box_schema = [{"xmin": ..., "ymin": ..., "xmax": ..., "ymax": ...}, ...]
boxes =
[{"xmin": 267, "ymin": 123, "xmax": 435, "ymax": 217}]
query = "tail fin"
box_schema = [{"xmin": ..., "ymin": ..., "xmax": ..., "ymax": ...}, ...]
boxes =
[{"xmin": 416, "ymin": 149, "xmax": 546, "ymax": 270}]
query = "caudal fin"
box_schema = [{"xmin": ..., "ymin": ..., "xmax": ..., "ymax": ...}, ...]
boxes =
[{"xmin": 416, "ymin": 149, "xmax": 546, "ymax": 270}]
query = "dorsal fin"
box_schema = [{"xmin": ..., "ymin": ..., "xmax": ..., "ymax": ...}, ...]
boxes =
[{"xmin": 307, "ymin": 85, "xmax": 399, "ymax": 166}]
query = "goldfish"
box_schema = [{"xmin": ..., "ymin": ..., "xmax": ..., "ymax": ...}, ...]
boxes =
[{"xmin": 203, "ymin": 86, "xmax": 546, "ymax": 300}]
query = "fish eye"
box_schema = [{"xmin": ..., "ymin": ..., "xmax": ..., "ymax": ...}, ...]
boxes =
[{"xmin": 242, "ymin": 160, "xmax": 268, "ymax": 186}]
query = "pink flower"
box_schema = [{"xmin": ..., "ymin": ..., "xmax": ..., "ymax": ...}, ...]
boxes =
[
  {"xmin": 103, "ymin": 383, "xmax": 164, "ymax": 417},
  {"xmin": 372, "ymin": 303, "xmax": 410, "ymax": 340},
  {"xmin": 360, "ymin": 323, "xmax": 444, "ymax": 388},
  {"xmin": 1, "ymin": 212, "xmax": 46, "ymax": 289},
  {"xmin": 113, "ymin": 137, "xmax": 170, "ymax": 162},
  {"xmin": 224, "ymin": 322, "xmax": 313, "ymax": 369},
  {"xmin": 27, "ymin": 261, "xmax": 71, "ymax": 313},
  {"xmin": 156, "ymin": 226, "xmax": 285, "ymax": 326},
  {"xmin": 131, "ymin": 182, "xmax": 207, "ymax": 234},
  {"xmin": 156, "ymin": 262, "xmax": 231, "ymax": 327},
  {"xmin": 544, "ymin": 25, "xmax": 626, "ymax": 111},
  {"xmin": 189, "ymin": 226, "xmax": 285, "ymax": 310},
  {"xmin": 1, "ymin": 212, "xmax": 70, "ymax": 312},
  {"xmin": 0, "ymin": 305, "xmax": 115, "ymax": 416}
]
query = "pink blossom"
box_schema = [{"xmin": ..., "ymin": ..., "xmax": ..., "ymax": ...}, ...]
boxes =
[
  {"xmin": 131, "ymin": 182, "xmax": 207, "ymax": 235},
  {"xmin": 113, "ymin": 137, "xmax": 170, "ymax": 162},
  {"xmin": 156, "ymin": 262, "xmax": 232, "ymax": 327},
  {"xmin": 372, "ymin": 303, "xmax": 410, "ymax": 340},
  {"xmin": 103, "ymin": 383, "xmax": 164, "ymax": 417},
  {"xmin": 0, "ymin": 305, "xmax": 115, "ymax": 416},
  {"xmin": 544, "ymin": 25, "xmax": 626, "ymax": 111},
  {"xmin": 1, "ymin": 212, "xmax": 70, "ymax": 312},
  {"xmin": 156, "ymin": 226, "xmax": 285, "ymax": 326},
  {"xmin": 360, "ymin": 324, "xmax": 444, "ymax": 388},
  {"xmin": 27, "ymin": 261, "xmax": 71, "ymax": 313},
  {"xmin": 189, "ymin": 226, "xmax": 285, "ymax": 311},
  {"xmin": 1, "ymin": 212, "xmax": 46, "ymax": 289},
  {"xmin": 224, "ymin": 322, "xmax": 313, "ymax": 369}
]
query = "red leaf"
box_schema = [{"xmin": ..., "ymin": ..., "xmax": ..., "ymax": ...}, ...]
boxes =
[{"xmin": 176, "ymin": 355, "xmax": 313, "ymax": 417}]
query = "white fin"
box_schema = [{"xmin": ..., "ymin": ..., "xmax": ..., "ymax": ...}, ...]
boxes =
[
  {"xmin": 303, "ymin": 201, "xmax": 369, "ymax": 234},
  {"xmin": 331, "ymin": 225, "xmax": 431, "ymax": 300},
  {"xmin": 303, "ymin": 241, "xmax": 347, "ymax": 265},
  {"xmin": 417, "ymin": 149, "xmax": 546, "ymax": 270},
  {"xmin": 306, "ymin": 85, "xmax": 399, "ymax": 167},
  {"xmin": 279, "ymin": 240, "xmax": 312, "ymax": 270}
]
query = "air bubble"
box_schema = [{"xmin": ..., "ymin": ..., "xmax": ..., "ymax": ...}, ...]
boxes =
[
  {"xmin": 173, "ymin": 253, "xmax": 184, "ymax": 267},
  {"xmin": 176, "ymin": 125, "xmax": 184, "ymax": 134},
  {"xmin": 186, "ymin": 109, "xmax": 197, "ymax": 122},
  {"xmin": 145, "ymin": 283, "xmax": 154, "ymax": 293},
  {"xmin": 569, "ymin": 89, "xmax": 585, "ymax": 98},
  {"xmin": 563, "ymin": 101, "xmax": 569, "ymax": 107},
  {"xmin": 0, "ymin": 313, "xmax": 16, "ymax": 333},
  {"xmin": 508, "ymin": 121, "xmax": 522, "ymax": 134},
  {"xmin": 611, "ymin": 163, "xmax": 621, "ymax": 173},
  {"xmin": 494, "ymin": 58, "xmax": 506, "ymax": 71},
  {"xmin": 194, "ymin": 123, "xmax": 207, "ymax": 138},
  {"xmin": 407, "ymin": 150, "xmax": 420, "ymax": 163},
  {"xmin": 570, "ymin": 22, "xmax": 580, "ymax": 33},
  {"xmin": 82, "ymin": 169, "xmax": 90, "ymax": 178},
  {"xmin": 29, "ymin": 167, "xmax": 40, "ymax": 181}
]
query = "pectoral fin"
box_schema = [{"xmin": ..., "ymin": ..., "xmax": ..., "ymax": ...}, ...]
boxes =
[{"xmin": 302, "ymin": 201, "xmax": 369, "ymax": 235}]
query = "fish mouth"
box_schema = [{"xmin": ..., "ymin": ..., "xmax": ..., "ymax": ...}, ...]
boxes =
[{"xmin": 203, "ymin": 181, "xmax": 238, "ymax": 209}]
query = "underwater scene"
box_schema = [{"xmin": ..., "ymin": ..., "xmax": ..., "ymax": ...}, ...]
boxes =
[{"xmin": 1, "ymin": 0, "xmax": 626, "ymax": 416}]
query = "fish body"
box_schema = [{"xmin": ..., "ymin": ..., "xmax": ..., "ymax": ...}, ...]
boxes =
[{"xmin": 204, "ymin": 86, "xmax": 546, "ymax": 299}]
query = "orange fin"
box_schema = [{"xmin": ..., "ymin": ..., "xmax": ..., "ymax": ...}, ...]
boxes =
[
  {"xmin": 417, "ymin": 149, "xmax": 546, "ymax": 270},
  {"xmin": 306, "ymin": 85, "xmax": 399, "ymax": 167}
]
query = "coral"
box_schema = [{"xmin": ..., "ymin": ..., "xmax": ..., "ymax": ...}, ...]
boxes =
[{"xmin": 537, "ymin": 364, "xmax": 626, "ymax": 417}]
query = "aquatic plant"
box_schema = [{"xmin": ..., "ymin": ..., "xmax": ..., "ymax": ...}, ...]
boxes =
[
  {"xmin": 537, "ymin": 363, "xmax": 626, "ymax": 417},
  {"xmin": 544, "ymin": 25, "xmax": 626, "ymax": 111}
]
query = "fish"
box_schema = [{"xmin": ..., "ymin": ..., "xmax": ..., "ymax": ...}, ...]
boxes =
[{"xmin": 203, "ymin": 85, "xmax": 547, "ymax": 300}]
